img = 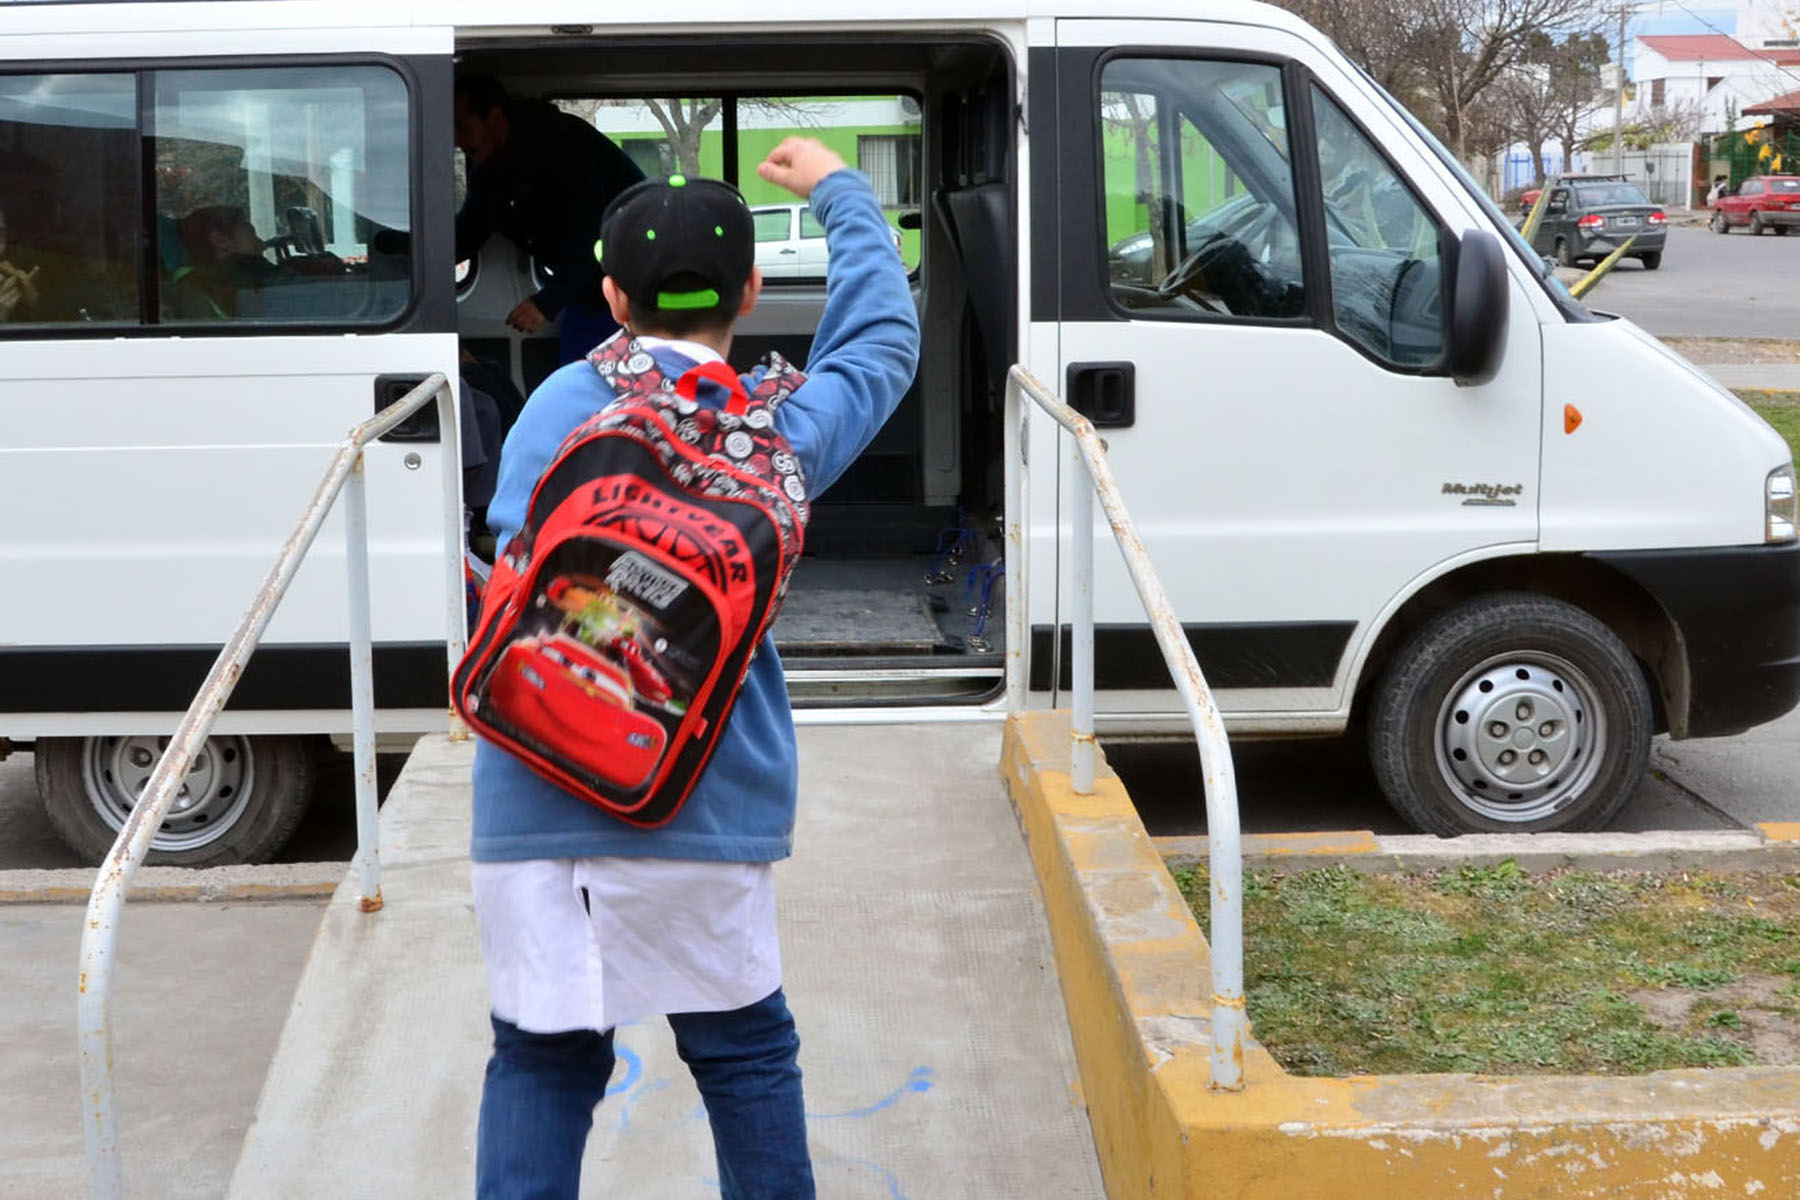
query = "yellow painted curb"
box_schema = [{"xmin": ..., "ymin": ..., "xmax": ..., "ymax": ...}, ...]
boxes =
[
  {"xmin": 1758, "ymin": 822, "xmax": 1800, "ymax": 844},
  {"xmin": 1003, "ymin": 711, "xmax": 1800, "ymax": 1199}
]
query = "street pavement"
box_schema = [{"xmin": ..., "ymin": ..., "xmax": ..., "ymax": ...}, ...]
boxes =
[
  {"xmin": 1561, "ymin": 224, "xmax": 1800, "ymax": 339},
  {"xmin": 1115, "ymin": 711, "xmax": 1793, "ymax": 839}
]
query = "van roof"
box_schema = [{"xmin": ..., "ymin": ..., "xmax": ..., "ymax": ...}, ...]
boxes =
[{"xmin": 0, "ymin": 0, "xmax": 1316, "ymax": 40}]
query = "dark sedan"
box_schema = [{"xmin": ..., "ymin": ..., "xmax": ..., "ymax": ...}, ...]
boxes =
[{"xmin": 1526, "ymin": 179, "xmax": 1667, "ymax": 270}]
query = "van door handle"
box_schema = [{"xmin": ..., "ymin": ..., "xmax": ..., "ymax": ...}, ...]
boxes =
[
  {"xmin": 374, "ymin": 373, "xmax": 440, "ymax": 442},
  {"xmin": 1066, "ymin": 361, "xmax": 1135, "ymax": 429}
]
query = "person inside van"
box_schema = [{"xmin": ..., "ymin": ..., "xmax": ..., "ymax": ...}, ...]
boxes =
[
  {"xmin": 0, "ymin": 206, "xmax": 41, "ymax": 321},
  {"xmin": 468, "ymin": 137, "xmax": 919, "ymax": 1200},
  {"xmin": 165, "ymin": 205, "xmax": 343, "ymax": 321},
  {"xmin": 452, "ymin": 75, "xmax": 645, "ymax": 364}
]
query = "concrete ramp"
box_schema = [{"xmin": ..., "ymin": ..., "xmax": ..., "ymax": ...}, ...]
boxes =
[{"xmin": 228, "ymin": 724, "xmax": 1105, "ymax": 1199}]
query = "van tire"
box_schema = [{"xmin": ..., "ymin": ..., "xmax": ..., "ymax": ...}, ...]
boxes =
[
  {"xmin": 36, "ymin": 735, "xmax": 314, "ymax": 867},
  {"xmin": 1367, "ymin": 595, "xmax": 1652, "ymax": 836},
  {"xmin": 1712, "ymin": 210, "xmax": 1729, "ymax": 234},
  {"xmin": 1750, "ymin": 213, "xmax": 1765, "ymax": 236},
  {"xmin": 1639, "ymin": 252, "xmax": 1662, "ymax": 270},
  {"xmin": 1555, "ymin": 238, "xmax": 1577, "ymax": 267}
]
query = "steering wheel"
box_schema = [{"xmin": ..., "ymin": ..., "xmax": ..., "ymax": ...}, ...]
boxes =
[
  {"xmin": 1154, "ymin": 230, "xmax": 1232, "ymax": 302},
  {"xmin": 1154, "ymin": 204, "xmax": 1279, "ymax": 309}
]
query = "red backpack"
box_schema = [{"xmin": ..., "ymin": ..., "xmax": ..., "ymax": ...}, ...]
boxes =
[{"xmin": 453, "ymin": 334, "xmax": 809, "ymax": 827}]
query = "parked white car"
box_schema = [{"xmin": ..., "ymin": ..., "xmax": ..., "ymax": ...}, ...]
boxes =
[{"xmin": 751, "ymin": 202, "xmax": 901, "ymax": 278}]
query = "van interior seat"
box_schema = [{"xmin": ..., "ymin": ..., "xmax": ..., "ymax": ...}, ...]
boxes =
[{"xmin": 936, "ymin": 180, "xmax": 1013, "ymax": 399}]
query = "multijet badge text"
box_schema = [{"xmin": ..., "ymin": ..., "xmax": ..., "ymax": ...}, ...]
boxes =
[{"xmin": 1442, "ymin": 482, "xmax": 1524, "ymax": 507}]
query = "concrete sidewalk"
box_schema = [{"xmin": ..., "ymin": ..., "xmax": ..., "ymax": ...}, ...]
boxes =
[
  {"xmin": 1702, "ymin": 362, "xmax": 1800, "ymax": 392},
  {"xmin": 1, "ymin": 899, "xmax": 324, "ymax": 1199},
  {"xmin": 227, "ymin": 726, "xmax": 1106, "ymax": 1199}
]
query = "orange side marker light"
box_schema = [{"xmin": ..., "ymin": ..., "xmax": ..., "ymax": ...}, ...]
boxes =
[{"xmin": 1564, "ymin": 403, "xmax": 1583, "ymax": 435}]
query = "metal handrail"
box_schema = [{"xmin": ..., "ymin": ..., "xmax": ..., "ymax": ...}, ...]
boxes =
[
  {"xmin": 1002, "ymin": 364, "xmax": 1246, "ymax": 1091},
  {"xmin": 78, "ymin": 374, "xmax": 468, "ymax": 1199}
]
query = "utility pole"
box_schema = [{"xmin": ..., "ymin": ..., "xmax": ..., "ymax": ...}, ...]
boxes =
[{"xmin": 1613, "ymin": 2, "xmax": 1629, "ymax": 174}]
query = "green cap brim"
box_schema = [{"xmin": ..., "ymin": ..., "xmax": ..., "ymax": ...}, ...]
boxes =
[{"xmin": 656, "ymin": 288, "xmax": 722, "ymax": 310}]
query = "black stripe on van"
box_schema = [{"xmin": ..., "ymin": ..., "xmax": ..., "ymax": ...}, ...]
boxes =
[
  {"xmin": 0, "ymin": 644, "xmax": 449, "ymax": 712},
  {"xmin": 1028, "ymin": 622, "xmax": 1354, "ymax": 692}
]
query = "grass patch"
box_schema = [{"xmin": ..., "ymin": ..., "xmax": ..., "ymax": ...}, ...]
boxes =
[
  {"xmin": 1748, "ymin": 397, "xmax": 1800, "ymax": 464},
  {"xmin": 1174, "ymin": 862, "xmax": 1800, "ymax": 1076}
]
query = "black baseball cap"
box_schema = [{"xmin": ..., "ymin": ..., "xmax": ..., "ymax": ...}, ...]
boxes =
[{"xmin": 596, "ymin": 174, "xmax": 755, "ymax": 314}]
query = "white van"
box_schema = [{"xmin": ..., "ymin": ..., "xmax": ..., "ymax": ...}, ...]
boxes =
[{"xmin": 1, "ymin": 1, "xmax": 1793, "ymax": 863}]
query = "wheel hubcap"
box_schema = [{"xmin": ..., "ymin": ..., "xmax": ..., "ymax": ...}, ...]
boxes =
[
  {"xmin": 1434, "ymin": 653, "xmax": 1604, "ymax": 823},
  {"xmin": 81, "ymin": 735, "xmax": 255, "ymax": 852}
]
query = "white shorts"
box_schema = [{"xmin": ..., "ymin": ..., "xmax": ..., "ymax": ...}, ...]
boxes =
[{"xmin": 471, "ymin": 856, "xmax": 781, "ymax": 1034}]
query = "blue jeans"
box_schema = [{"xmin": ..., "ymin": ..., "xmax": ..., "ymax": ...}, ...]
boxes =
[{"xmin": 476, "ymin": 987, "xmax": 814, "ymax": 1200}]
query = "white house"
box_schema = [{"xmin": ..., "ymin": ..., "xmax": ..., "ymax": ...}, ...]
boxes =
[{"xmin": 1628, "ymin": 33, "xmax": 1800, "ymax": 132}]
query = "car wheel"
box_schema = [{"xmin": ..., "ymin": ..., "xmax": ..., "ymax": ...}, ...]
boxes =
[
  {"xmin": 1712, "ymin": 210, "xmax": 1729, "ymax": 234},
  {"xmin": 1750, "ymin": 212, "xmax": 1765, "ymax": 235},
  {"xmin": 36, "ymin": 734, "xmax": 315, "ymax": 866},
  {"xmin": 1779, "ymin": 226, "xmax": 1791, "ymax": 237},
  {"xmin": 1367, "ymin": 594, "xmax": 1652, "ymax": 836},
  {"xmin": 1639, "ymin": 251, "xmax": 1662, "ymax": 270},
  {"xmin": 1555, "ymin": 237, "xmax": 1577, "ymax": 268}
]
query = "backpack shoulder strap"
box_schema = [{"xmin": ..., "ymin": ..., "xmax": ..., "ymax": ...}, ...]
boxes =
[
  {"xmin": 749, "ymin": 351, "xmax": 808, "ymax": 412},
  {"xmin": 587, "ymin": 332, "xmax": 678, "ymax": 403}
]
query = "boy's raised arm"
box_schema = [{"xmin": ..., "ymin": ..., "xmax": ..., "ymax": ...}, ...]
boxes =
[{"xmin": 756, "ymin": 138, "xmax": 921, "ymax": 494}]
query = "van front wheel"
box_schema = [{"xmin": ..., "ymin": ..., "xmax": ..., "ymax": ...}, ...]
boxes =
[
  {"xmin": 36, "ymin": 734, "xmax": 314, "ymax": 866},
  {"xmin": 1368, "ymin": 595, "xmax": 1652, "ymax": 835}
]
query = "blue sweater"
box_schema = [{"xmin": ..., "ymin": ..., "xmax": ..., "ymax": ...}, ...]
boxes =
[{"xmin": 470, "ymin": 169, "xmax": 921, "ymax": 863}]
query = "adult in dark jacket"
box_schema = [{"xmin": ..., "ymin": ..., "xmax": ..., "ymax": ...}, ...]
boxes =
[{"xmin": 453, "ymin": 76, "xmax": 645, "ymax": 364}]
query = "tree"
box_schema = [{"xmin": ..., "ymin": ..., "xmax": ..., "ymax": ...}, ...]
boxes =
[
  {"xmin": 1497, "ymin": 67, "xmax": 1558, "ymax": 184},
  {"xmin": 1545, "ymin": 31, "xmax": 1610, "ymax": 177},
  {"xmin": 1495, "ymin": 29, "xmax": 1609, "ymax": 185},
  {"xmin": 1414, "ymin": 0, "xmax": 1605, "ymax": 158},
  {"xmin": 559, "ymin": 97, "xmax": 829, "ymax": 178},
  {"xmin": 1275, "ymin": 0, "xmax": 1604, "ymax": 159}
]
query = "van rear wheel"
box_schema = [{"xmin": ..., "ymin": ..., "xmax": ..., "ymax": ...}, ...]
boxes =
[
  {"xmin": 36, "ymin": 734, "xmax": 314, "ymax": 866},
  {"xmin": 1367, "ymin": 595, "xmax": 1651, "ymax": 835}
]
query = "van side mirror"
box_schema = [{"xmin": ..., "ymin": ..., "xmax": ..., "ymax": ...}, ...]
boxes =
[
  {"xmin": 897, "ymin": 210, "xmax": 922, "ymax": 231},
  {"xmin": 1448, "ymin": 230, "xmax": 1508, "ymax": 387}
]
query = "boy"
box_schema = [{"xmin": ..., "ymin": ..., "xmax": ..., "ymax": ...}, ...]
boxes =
[{"xmin": 469, "ymin": 137, "xmax": 920, "ymax": 1199}]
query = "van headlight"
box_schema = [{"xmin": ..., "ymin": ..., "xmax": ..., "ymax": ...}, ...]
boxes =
[{"xmin": 1768, "ymin": 465, "xmax": 1797, "ymax": 543}]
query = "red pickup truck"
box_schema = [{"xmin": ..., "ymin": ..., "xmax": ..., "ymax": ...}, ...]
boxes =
[{"xmin": 1710, "ymin": 175, "xmax": 1800, "ymax": 235}]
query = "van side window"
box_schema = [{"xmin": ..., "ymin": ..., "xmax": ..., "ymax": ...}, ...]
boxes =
[
  {"xmin": 152, "ymin": 66, "xmax": 412, "ymax": 325},
  {"xmin": 0, "ymin": 74, "xmax": 140, "ymax": 327},
  {"xmin": 1099, "ymin": 58, "xmax": 1305, "ymax": 321},
  {"xmin": 1310, "ymin": 87, "xmax": 1445, "ymax": 370}
]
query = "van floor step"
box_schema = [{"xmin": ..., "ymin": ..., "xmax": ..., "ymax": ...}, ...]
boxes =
[
  {"xmin": 774, "ymin": 587, "xmax": 942, "ymax": 652},
  {"xmin": 776, "ymin": 554, "xmax": 1002, "ymax": 656}
]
